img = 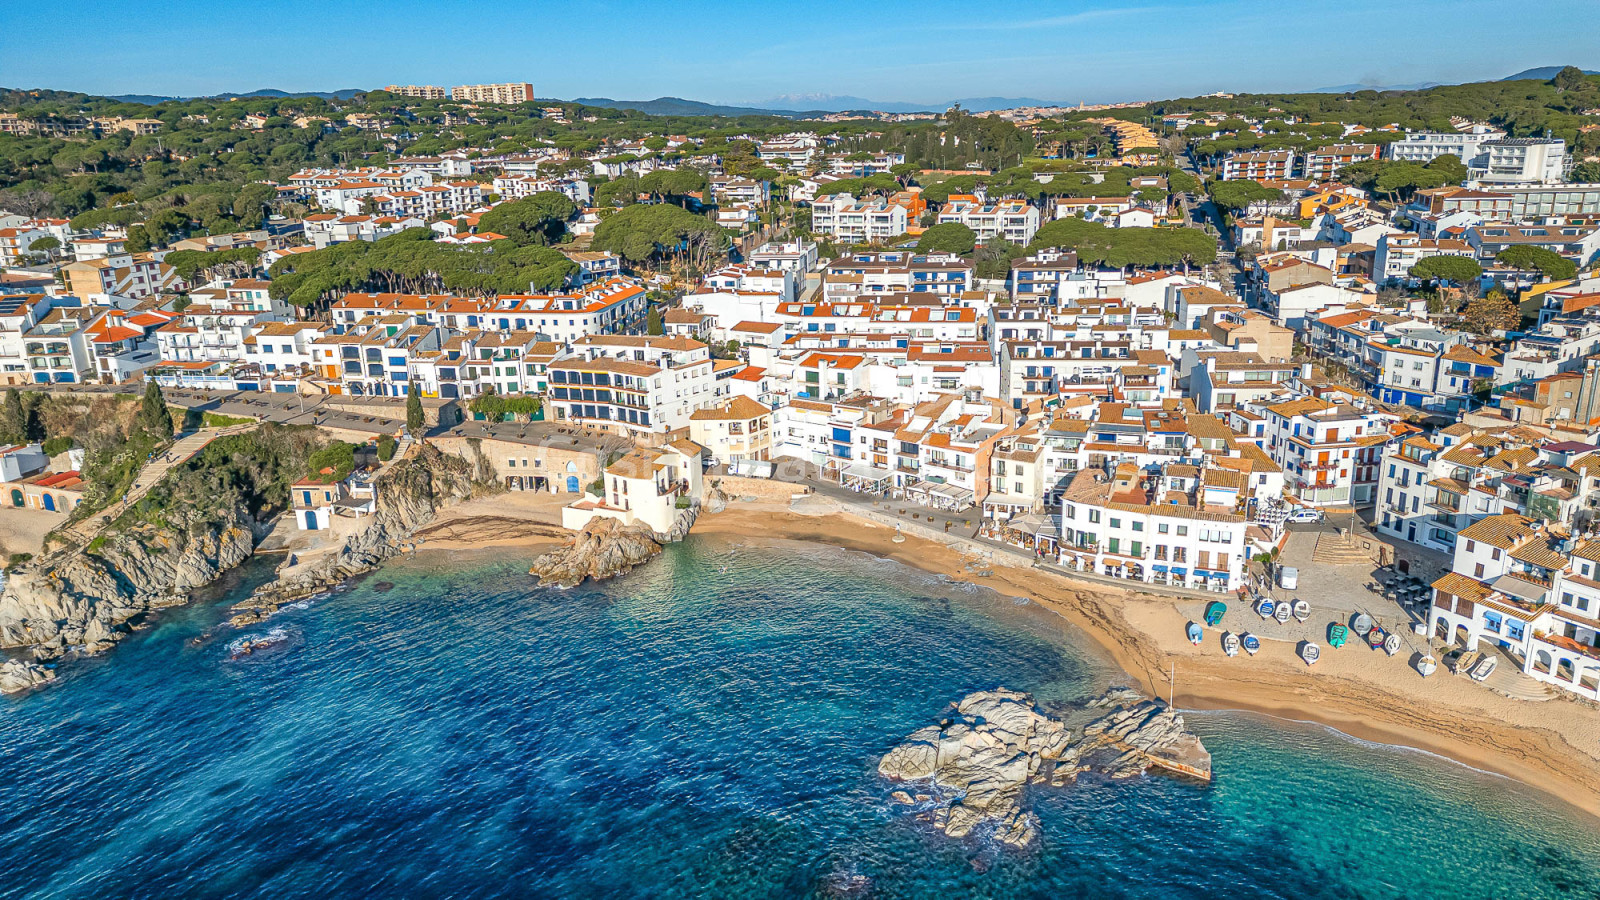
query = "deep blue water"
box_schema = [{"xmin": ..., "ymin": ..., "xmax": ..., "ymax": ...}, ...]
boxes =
[{"xmin": 3, "ymin": 537, "xmax": 1599, "ymax": 899}]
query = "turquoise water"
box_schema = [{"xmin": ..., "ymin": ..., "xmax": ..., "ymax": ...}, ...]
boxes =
[{"xmin": 3, "ymin": 537, "xmax": 1599, "ymax": 899}]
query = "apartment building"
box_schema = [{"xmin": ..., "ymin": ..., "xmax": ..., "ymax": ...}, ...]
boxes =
[
  {"xmin": 1220, "ymin": 151, "xmax": 1295, "ymax": 182},
  {"xmin": 810, "ymin": 193, "xmax": 911, "ymax": 244},
  {"xmin": 61, "ymin": 253, "xmax": 183, "ymax": 302},
  {"xmin": 1302, "ymin": 144, "xmax": 1380, "ymax": 180},
  {"xmin": 1372, "ymin": 233, "xmax": 1477, "ymax": 283},
  {"xmin": 545, "ymin": 335, "xmax": 718, "ymax": 437},
  {"xmin": 1468, "ymin": 222, "xmax": 1600, "ymax": 269},
  {"xmin": 1244, "ymin": 396, "xmax": 1396, "ymax": 507},
  {"xmin": 935, "ymin": 196, "xmax": 1041, "ymax": 246},
  {"xmin": 1386, "ymin": 126, "xmax": 1506, "ymax": 165},
  {"xmin": 450, "ymin": 83, "xmax": 535, "ymax": 104},
  {"xmin": 302, "ymin": 213, "xmax": 425, "ymax": 248},
  {"xmin": 820, "ymin": 251, "xmax": 972, "ymax": 302},
  {"xmin": 1470, "ymin": 138, "xmax": 1568, "ymax": 185},
  {"xmin": 749, "ymin": 240, "xmax": 820, "ymax": 274},
  {"xmin": 385, "ymin": 84, "xmax": 448, "ymax": 99},
  {"xmin": 688, "ymin": 396, "xmax": 773, "ymax": 463}
]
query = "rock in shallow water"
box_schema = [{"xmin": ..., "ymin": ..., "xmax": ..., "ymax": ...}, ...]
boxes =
[
  {"xmin": 528, "ymin": 518, "xmax": 663, "ymax": 587},
  {"xmin": 0, "ymin": 660, "xmax": 56, "ymax": 695},
  {"xmin": 878, "ymin": 688, "xmax": 1210, "ymax": 848}
]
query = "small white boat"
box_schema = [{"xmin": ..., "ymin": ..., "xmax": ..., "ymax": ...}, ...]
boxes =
[
  {"xmin": 1292, "ymin": 599, "xmax": 1309, "ymax": 623},
  {"xmin": 1274, "ymin": 602, "xmax": 1291, "ymax": 625},
  {"xmin": 1470, "ymin": 656, "xmax": 1498, "ymax": 682},
  {"xmin": 1417, "ymin": 654, "xmax": 1437, "ymax": 677},
  {"xmin": 1300, "ymin": 641, "xmax": 1321, "ymax": 666},
  {"xmin": 1242, "ymin": 633, "xmax": 1260, "ymax": 655},
  {"xmin": 1223, "ymin": 632, "xmax": 1241, "ymax": 657},
  {"xmin": 1353, "ymin": 612, "xmax": 1374, "ymax": 635},
  {"xmin": 1257, "ymin": 598, "xmax": 1275, "ymax": 620},
  {"xmin": 1383, "ymin": 633, "xmax": 1401, "ymax": 656}
]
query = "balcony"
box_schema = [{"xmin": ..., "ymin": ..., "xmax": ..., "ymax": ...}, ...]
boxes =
[
  {"xmin": 1533, "ymin": 631, "xmax": 1600, "ymax": 663},
  {"xmin": 1303, "ymin": 460, "xmax": 1341, "ymax": 471}
]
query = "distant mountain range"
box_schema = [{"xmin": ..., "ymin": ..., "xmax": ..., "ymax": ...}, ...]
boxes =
[
  {"xmin": 1501, "ymin": 65, "xmax": 1600, "ymax": 81},
  {"xmin": 69, "ymin": 64, "xmax": 1600, "ymax": 116},
  {"xmin": 106, "ymin": 88, "xmax": 367, "ymax": 105}
]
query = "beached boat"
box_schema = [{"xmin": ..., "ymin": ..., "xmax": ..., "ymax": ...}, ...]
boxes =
[
  {"xmin": 1205, "ymin": 601, "xmax": 1226, "ymax": 627},
  {"xmin": 1368, "ymin": 625, "xmax": 1387, "ymax": 650},
  {"xmin": 1300, "ymin": 641, "xmax": 1321, "ymax": 666},
  {"xmin": 1257, "ymin": 598, "xmax": 1275, "ymax": 619},
  {"xmin": 1470, "ymin": 656, "xmax": 1497, "ymax": 682},
  {"xmin": 1241, "ymin": 633, "xmax": 1260, "ymax": 655},
  {"xmin": 1383, "ymin": 632, "xmax": 1402, "ymax": 656},
  {"xmin": 1187, "ymin": 622, "xmax": 1203, "ymax": 645},
  {"xmin": 1328, "ymin": 623, "xmax": 1348, "ymax": 648},
  {"xmin": 1223, "ymin": 633, "xmax": 1240, "ymax": 657},
  {"xmin": 1274, "ymin": 602, "xmax": 1291, "ymax": 625},
  {"xmin": 1417, "ymin": 654, "xmax": 1437, "ymax": 677},
  {"xmin": 1292, "ymin": 599, "xmax": 1309, "ymax": 622},
  {"xmin": 1353, "ymin": 612, "xmax": 1374, "ymax": 635}
]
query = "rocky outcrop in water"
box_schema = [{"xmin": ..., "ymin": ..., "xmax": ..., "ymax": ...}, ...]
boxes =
[
  {"xmin": 233, "ymin": 443, "xmax": 481, "ymax": 623},
  {"xmin": 879, "ymin": 688, "xmax": 1210, "ymax": 848},
  {"xmin": 0, "ymin": 659, "xmax": 56, "ymax": 695},
  {"xmin": 528, "ymin": 517, "xmax": 662, "ymax": 587},
  {"xmin": 0, "ymin": 503, "xmax": 261, "ymax": 659}
]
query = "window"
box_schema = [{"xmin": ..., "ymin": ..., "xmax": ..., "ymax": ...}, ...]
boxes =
[
  {"xmin": 1089, "ymin": 510, "xmax": 1101, "ymax": 523},
  {"xmin": 1465, "ymin": 540, "xmax": 1475, "ymax": 552},
  {"xmin": 1109, "ymin": 518, "xmax": 1121, "ymax": 529},
  {"xmin": 1132, "ymin": 521, "xmax": 1144, "ymax": 532},
  {"xmin": 1158, "ymin": 523, "xmax": 1169, "ymax": 534},
  {"xmin": 1176, "ymin": 526, "xmax": 1188, "ymax": 536},
  {"xmin": 1491, "ymin": 548, "xmax": 1500, "ymax": 561},
  {"xmin": 1474, "ymin": 563, "xmax": 1485, "ymax": 578},
  {"xmin": 1130, "ymin": 541, "xmax": 1143, "ymax": 557}
]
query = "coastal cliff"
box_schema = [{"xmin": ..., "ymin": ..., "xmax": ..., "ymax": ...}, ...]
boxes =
[
  {"xmin": 233, "ymin": 443, "xmax": 482, "ymax": 622},
  {"xmin": 528, "ymin": 517, "xmax": 664, "ymax": 587},
  {"xmin": 0, "ymin": 494, "xmax": 262, "ymax": 659}
]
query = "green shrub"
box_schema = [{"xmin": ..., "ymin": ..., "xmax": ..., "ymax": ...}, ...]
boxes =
[
  {"xmin": 40, "ymin": 436, "xmax": 75, "ymax": 456},
  {"xmin": 306, "ymin": 442, "xmax": 356, "ymax": 483},
  {"xmin": 377, "ymin": 434, "xmax": 397, "ymax": 461}
]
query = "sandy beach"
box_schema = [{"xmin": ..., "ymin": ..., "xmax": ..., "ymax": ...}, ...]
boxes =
[
  {"xmin": 376, "ymin": 488, "xmax": 1600, "ymax": 819},
  {"xmin": 682, "ymin": 496, "xmax": 1600, "ymax": 820}
]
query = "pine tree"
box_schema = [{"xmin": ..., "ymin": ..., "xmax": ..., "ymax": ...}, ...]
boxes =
[
  {"xmin": 646, "ymin": 305, "xmax": 664, "ymax": 336},
  {"xmin": 406, "ymin": 390, "xmax": 424, "ymax": 432},
  {"xmin": 0, "ymin": 389, "xmax": 25, "ymax": 444},
  {"xmin": 140, "ymin": 380, "xmax": 173, "ymax": 440}
]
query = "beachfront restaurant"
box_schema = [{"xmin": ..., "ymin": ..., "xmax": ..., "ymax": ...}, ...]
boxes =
[
  {"xmin": 981, "ymin": 512, "xmax": 1061, "ymax": 558},
  {"xmin": 902, "ymin": 480, "xmax": 975, "ymax": 512},
  {"xmin": 827, "ymin": 459, "xmax": 892, "ymax": 494}
]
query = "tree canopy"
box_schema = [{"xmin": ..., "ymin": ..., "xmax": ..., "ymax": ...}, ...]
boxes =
[
  {"xmin": 915, "ymin": 222, "xmax": 977, "ymax": 255},
  {"xmin": 590, "ymin": 202, "xmax": 728, "ymax": 270},
  {"xmin": 1496, "ymin": 245, "xmax": 1578, "ymax": 282},
  {"xmin": 1208, "ymin": 179, "xmax": 1281, "ymax": 213},
  {"xmin": 267, "ymin": 228, "xmax": 576, "ymax": 307},
  {"xmin": 1409, "ymin": 254, "xmax": 1482, "ymax": 284},
  {"xmin": 1029, "ymin": 217, "xmax": 1216, "ymax": 268},
  {"xmin": 474, "ymin": 191, "xmax": 576, "ymax": 244}
]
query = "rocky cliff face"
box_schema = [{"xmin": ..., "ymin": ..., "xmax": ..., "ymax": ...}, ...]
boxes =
[
  {"xmin": 528, "ymin": 517, "xmax": 663, "ymax": 588},
  {"xmin": 879, "ymin": 688, "xmax": 1210, "ymax": 847},
  {"xmin": 233, "ymin": 444, "xmax": 480, "ymax": 622},
  {"xmin": 0, "ymin": 503, "xmax": 261, "ymax": 659}
]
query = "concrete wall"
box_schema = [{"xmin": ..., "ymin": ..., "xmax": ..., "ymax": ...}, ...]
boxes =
[{"xmin": 710, "ymin": 474, "xmax": 810, "ymax": 503}]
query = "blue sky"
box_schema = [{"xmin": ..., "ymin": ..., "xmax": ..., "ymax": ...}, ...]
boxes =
[{"xmin": 2, "ymin": 0, "xmax": 1596, "ymax": 104}]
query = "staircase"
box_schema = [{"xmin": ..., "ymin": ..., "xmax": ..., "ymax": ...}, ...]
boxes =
[{"xmin": 1312, "ymin": 528, "xmax": 1384, "ymax": 566}]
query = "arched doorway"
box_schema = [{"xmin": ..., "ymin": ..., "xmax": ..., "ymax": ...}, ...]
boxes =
[
  {"xmin": 566, "ymin": 475, "xmax": 580, "ymax": 493},
  {"xmin": 42, "ymin": 493, "xmax": 55, "ymax": 512},
  {"xmin": 1534, "ymin": 649, "xmax": 1553, "ymax": 674},
  {"xmin": 1558, "ymin": 658, "xmax": 1576, "ymax": 682},
  {"xmin": 1434, "ymin": 618, "xmax": 1450, "ymax": 642},
  {"xmin": 1397, "ymin": 559, "xmax": 1410, "ymax": 574},
  {"xmin": 1453, "ymin": 624, "xmax": 1471, "ymax": 647}
]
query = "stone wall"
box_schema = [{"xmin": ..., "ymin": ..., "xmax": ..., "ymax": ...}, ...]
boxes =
[
  {"xmin": 710, "ymin": 474, "xmax": 811, "ymax": 503},
  {"xmin": 429, "ymin": 435, "xmax": 604, "ymax": 494}
]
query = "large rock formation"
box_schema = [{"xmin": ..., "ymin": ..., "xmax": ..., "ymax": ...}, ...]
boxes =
[
  {"xmin": 0, "ymin": 659, "xmax": 57, "ymax": 695},
  {"xmin": 528, "ymin": 517, "xmax": 663, "ymax": 587},
  {"xmin": 0, "ymin": 501, "xmax": 260, "ymax": 659},
  {"xmin": 234, "ymin": 443, "xmax": 480, "ymax": 622},
  {"xmin": 879, "ymin": 688, "xmax": 1210, "ymax": 847}
]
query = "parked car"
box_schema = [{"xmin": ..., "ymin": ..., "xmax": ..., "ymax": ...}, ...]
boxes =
[
  {"xmin": 1278, "ymin": 566, "xmax": 1299, "ymax": 590},
  {"xmin": 1286, "ymin": 509, "xmax": 1324, "ymax": 524}
]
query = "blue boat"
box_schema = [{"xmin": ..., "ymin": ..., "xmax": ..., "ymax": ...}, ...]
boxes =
[
  {"xmin": 1187, "ymin": 622, "xmax": 1203, "ymax": 644},
  {"xmin": 1204, "ymin": 601, "xmax": 1226, "ymax": 627},
  {"xmin": 1257, "ymin": 598, "xmax": 1275, "ymax": 619},
  {"xmin": 1241, "ymin": 633, "xmax": 1261, "ymax": 655}
]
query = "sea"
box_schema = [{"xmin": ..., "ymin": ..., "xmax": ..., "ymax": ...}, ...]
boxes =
[{"xmin": 2, "ymin": 536, "xmax": 1599, "ymax": 899}]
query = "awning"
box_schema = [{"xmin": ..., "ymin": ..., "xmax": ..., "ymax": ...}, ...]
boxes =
[
  {"xmin": 1170, "ymin": 567, "xmax": 1188, "ymax": 576},
  {"xmin": 841, "ymin": 463, "xmax": 891, "ymax": 484},
  {"xmin": 1153, "ymin": 564, "xmax": 1169, "ymax": 573}
]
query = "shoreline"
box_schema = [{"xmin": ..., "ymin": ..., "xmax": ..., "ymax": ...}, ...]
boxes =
[{"xmin": 689, "ymin": 498, "xmax": 1600, "ymax": 822}]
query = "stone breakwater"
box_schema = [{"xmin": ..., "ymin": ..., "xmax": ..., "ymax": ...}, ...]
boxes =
[
  {"xmin": 232, "ymin": 445, "xmax": 482, "ymax": 625},
  {"xmin": 878, "ymin": 688, "xmax": 1210, "ymax": 847}
]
